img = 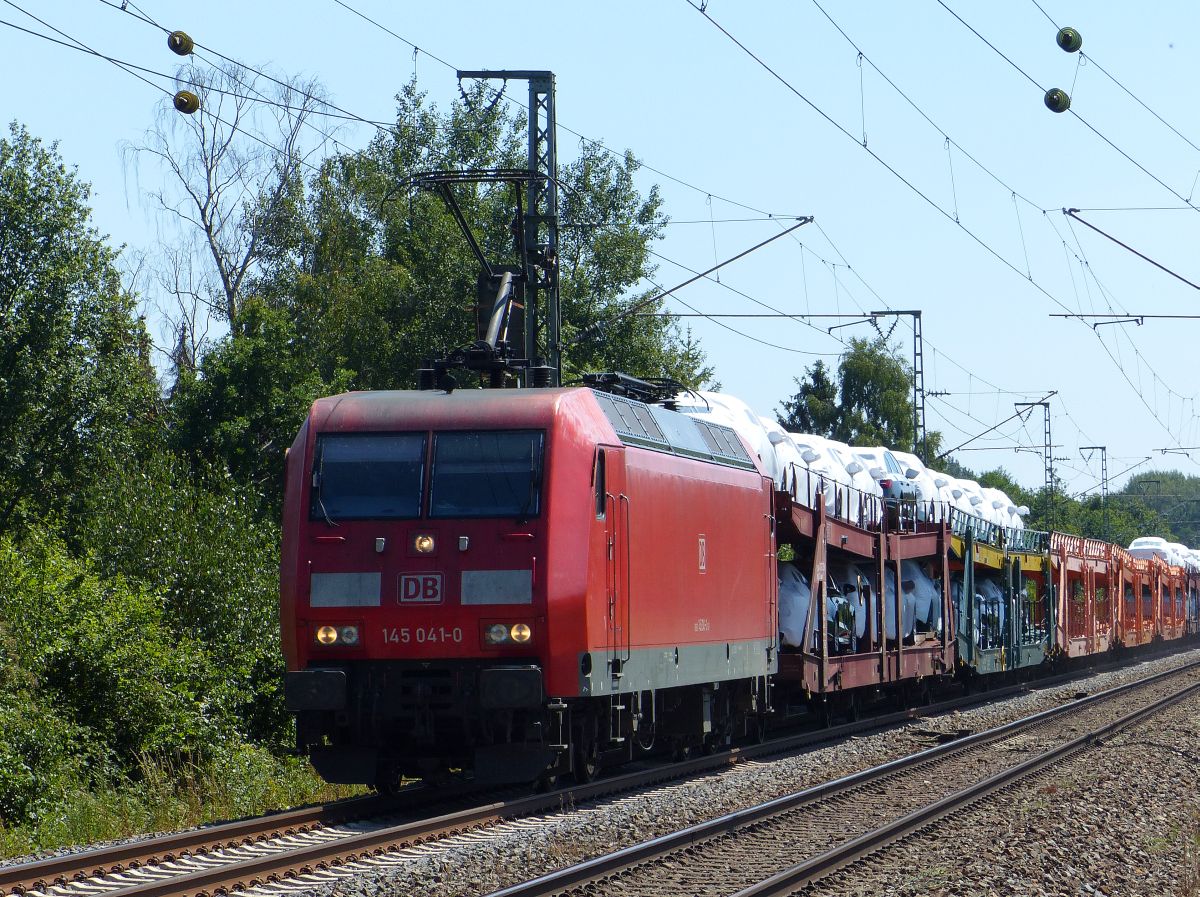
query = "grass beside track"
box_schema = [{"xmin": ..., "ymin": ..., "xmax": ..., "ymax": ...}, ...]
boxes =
[{"xmin": 0, "ymin": 747, "xmax": 363, "ymax": 860}]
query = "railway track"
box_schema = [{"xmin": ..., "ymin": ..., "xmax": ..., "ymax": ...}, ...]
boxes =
[
  {"xmin": 3, "ymin": 650, "xmax": 1190, "ymax": 897},
  {"xmin": 485, "ymin": 660, "xmax": 1200, "ymax": 897}
]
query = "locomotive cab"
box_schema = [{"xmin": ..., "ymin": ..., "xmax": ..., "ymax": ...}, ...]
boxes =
[{"xmin": 282, "ymin": 393, "xmax": 566, "ymax": 787}]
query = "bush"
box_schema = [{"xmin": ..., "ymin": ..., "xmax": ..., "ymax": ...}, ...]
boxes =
[
  {"xmin": 78, "ymin": 450, "xmax": 290, "ymax": 750},
  {"xmin": 0, "ymin": 526, "xmax": 236, "ymax": 823},
  {"xmin": 0, "ymin": 746, "xmax": 359, "ymax": 859},
  {"xmin": 0, "ymin": 683, "xmax": 94, "ymax": 824}
]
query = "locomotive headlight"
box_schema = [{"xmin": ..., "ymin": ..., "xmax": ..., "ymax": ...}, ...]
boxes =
[
  {"xmin": 338, "ymin": 625, "xmax": 361, "ymax": 646},
  {"xmin": 484, "ymin": 623, "xmax": 510, "ymax": 645},
  {"xmin": 315, "ymin": 625, "xmax": 339, "ymax": 645},
  {"xmin": 509, "ymin": 623, "xmax": 532, "ymax": 643},
  {"xmin": 413, "ymin": 533, "xmax": 436, "ymax": 554}
]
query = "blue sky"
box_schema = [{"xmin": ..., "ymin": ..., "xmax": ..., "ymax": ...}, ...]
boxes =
[{"xmin": 3, "ymin": 0, "xmax": 1200, "ymax": 496}]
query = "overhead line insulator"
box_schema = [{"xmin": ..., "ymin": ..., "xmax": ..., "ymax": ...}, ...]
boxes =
[
  {"xmin": 173, "ymin": 90, "xmax": 200, "ymax": 114},
  {"xmin": 1044, "ymin": 88, "xmax": 1071, "ymax": 113},
  {"xmin": 1056, "ymin": 27, "xmax": 1082, "ymax": 53},
  {"xmin": 168, "ymin": 30, "xmax": 194, "ymax": 55}
]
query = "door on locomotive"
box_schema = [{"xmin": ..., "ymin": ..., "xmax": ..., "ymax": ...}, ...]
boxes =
[{"xmin": 597, "ymin": 446, "xmax": 631, "ymax": 691}]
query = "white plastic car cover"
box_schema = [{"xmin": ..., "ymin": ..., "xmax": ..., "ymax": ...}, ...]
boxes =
[
  {"xmin": 825, "ymin": 439, "xmax": 884, "ymax": 524},
  {"xmin": 1166, "ymin": 542, "xmax": 1190, "ymax": 568},
  {"xmin": 927, "ymin": 468, "xmax": 961, "ymax": 523},
  {"xmin": 1127, "ymin": 536, "xmax": 1169, "ymax": 562},
  {"xmin": 981, "ymin": 486, "xmax": 1015, "ymax": 528},
  {"xmin": 759, "ymin": 415, "xmax": 804, "ymax": 490},
  {"xmin": 778, "ymin": 561, "xmax": 815, "ymax": 649},
  {"xmin": 892, "ymin": 450, "xmax": 945, "ymax": 523},
  {"xmin": 786, "ymin": 433, "xmax": 854, "ymax": 517},
  {"xmin": 832, "ymin": 564, "xmax": 871, "ymax": 641},
  {"xmin": 903, "ymin": 559, "xmax": 941, "ymax": 630}
]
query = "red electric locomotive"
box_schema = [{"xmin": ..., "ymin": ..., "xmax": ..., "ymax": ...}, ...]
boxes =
[{"xmin": 281, "ymin": 385, "xmax": 777, "ymax": 788}]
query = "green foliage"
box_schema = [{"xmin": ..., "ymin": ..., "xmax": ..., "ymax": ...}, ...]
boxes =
[
  {"xmin": 0, "ymin": 653, "xmax": 93, "ymax": 824},
  {"xmin": 0, "ymin": 122, "xmax": 158, "ymax": 531},
  {"xmin": 0, "ymin": 102, "xmax": 717, "ymax": 851},
  {"xmin": 170, "ymin": 301, "xmax": 351, "ymax": 510},
  {"xmin": 245, "ymin": 81, "xmax": 708, "ymax": 399},
  {"xmin": 0, "ymin": 748, "xmax": 360, "ymax": 859},
  {"xmin": 778, "ymin": 338, "xmax": 931, "ymax": 452},
  {"xmin": 0, "ymin": 529, "xmax": 228, "ymax": 764},
  {"xmin": 777, "ymin": 359, "xmax": 838, "ymax": 435},
  {"xmin": 78, "ymin": 449, "xmax": 290, "ymax": 749},
  {"xmin": 939, "ymin": 457, "xmax": 1180, "ymax": 545},
  {"xmin": 1120, "ymin": 470, "xmax": 1200, "ymax": 547},
  {"xmin": 838, "ymin": 337, "xmax": 915, "ymax": 448}
]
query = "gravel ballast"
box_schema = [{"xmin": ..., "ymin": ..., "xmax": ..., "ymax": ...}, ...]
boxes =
[
  {"xmin": 287, "ymin": 647, "xmax": 1200, "ymax": 897},
  {"xmin": 809, "ymin": 686, "xmax": 1200, "ymax": 896},
  {"xmin": 12, "ymin": 648, "xmax": 1199, "ymax": 897}
]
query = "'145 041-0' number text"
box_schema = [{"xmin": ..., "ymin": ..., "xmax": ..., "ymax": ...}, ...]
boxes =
[{"xmin": 382, "ymin": 626, "xmax": 463, "ymax": 644}]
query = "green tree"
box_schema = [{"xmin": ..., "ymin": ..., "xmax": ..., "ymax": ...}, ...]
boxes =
[
  {"xmin": 170, "ymin": 301, "xmax": 351, "ymax": 508},
  {"xmin": 79, "ymin": 449, "xmax": 291, "ymax": 748},
  {"xmin": 838, "ymin": 337, "xmax": 916, "ymax": 448},
  {"xmin": 0, "ymin": 123, "xmax": 157, "ymax": 531},
  {"xmin": 777, "ymin": 359, "xmax": 838, "ymax": 435},
  {"xmin": 556, "ymin": 143, "xmax": 712, "ymax": 386},
  {"xmin": 1119, "ymin": 470, "xmax": 1200, "ymax": 547},
  {"xmin": 777, "ymin": 337, "xmax": 925, "ymax": 451},
  {"xmin": 249, "ymin": 81, "xmax": 709, "ymax": 391}
]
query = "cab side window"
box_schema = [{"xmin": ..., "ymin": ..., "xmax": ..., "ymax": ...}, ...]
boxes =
[{"xmin": 594, "ymin": 449, "xmax": 607, "ymax": 518}]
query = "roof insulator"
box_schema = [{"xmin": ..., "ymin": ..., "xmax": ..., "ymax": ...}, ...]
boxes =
[
  {"xmin": 168, "ymin": 30, "xmax": 194, "ymax": 56},
  {"xmin": 173, "ymin": 90, "xmax": 200, "ymax": 114}
]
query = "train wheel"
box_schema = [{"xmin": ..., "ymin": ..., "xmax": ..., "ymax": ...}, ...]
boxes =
[
  {"xmin": 813, "ymin": 700, "xmax": 832, "ymax": 729},
  {"xmin": 374, "ymin": 762, "xmax": 403, "ymax": 795},
  {"xmin": 751, "ymin": 713, "xmax": 769, "ymax": 744},
  {"xmin": 843, "ymin": 694, "xmax": 860, "ymax": 723},
  {"xmin": 573, "ymin": 739, "xmax": 600, "ymax": 784}
]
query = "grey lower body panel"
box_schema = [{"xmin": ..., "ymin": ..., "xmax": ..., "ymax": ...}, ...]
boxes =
[{"xmin": 578, "ymin": 637, "xmax": 776, "ymax": 697}]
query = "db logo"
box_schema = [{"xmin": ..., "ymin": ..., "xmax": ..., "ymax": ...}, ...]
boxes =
[{"xmin": 399, "ymin": 573, "xmax": 443, "ymax": 604}]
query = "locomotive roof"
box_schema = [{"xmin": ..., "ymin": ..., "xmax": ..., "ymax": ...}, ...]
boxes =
[
  {"xmin": 306, "ymin": 387, "xmax": 759, "ymax": 472},
  {"xmin": 309, "ymin": 387, "xmax": 580, "ymax": 432}
]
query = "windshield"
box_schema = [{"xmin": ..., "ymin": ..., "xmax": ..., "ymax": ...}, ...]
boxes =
[
  {"xmin": 430, "ymin": 430, "xmax": 544, "ymax": 519},
  {"xmin": 311, "ymin": 433, "xmax": 426, "ymax": 520}
]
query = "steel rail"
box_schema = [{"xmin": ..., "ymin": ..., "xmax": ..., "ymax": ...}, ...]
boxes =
[
  {"xmin": 4, "ymin": 648, "xmax": 1191, "ymax": 897},
  {"xmin": 732, "ymin": 676, "xmax": 1200, "ymax": 896},
  {"xmin": 0, "ymin": 793, "xmax": 397, "ymax": 896},
  {"xmin": 0, "ymin": 675, "xmax": 1015, "ymax": 895},
  {"xmin": 484, "ymin": 660, "xmax": 1200, "ymax": 897}
]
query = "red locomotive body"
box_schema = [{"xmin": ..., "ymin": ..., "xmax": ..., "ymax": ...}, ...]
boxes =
[{"xmin": 281, "ymin": 387, "xmax": 776, "ymax": 786}]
